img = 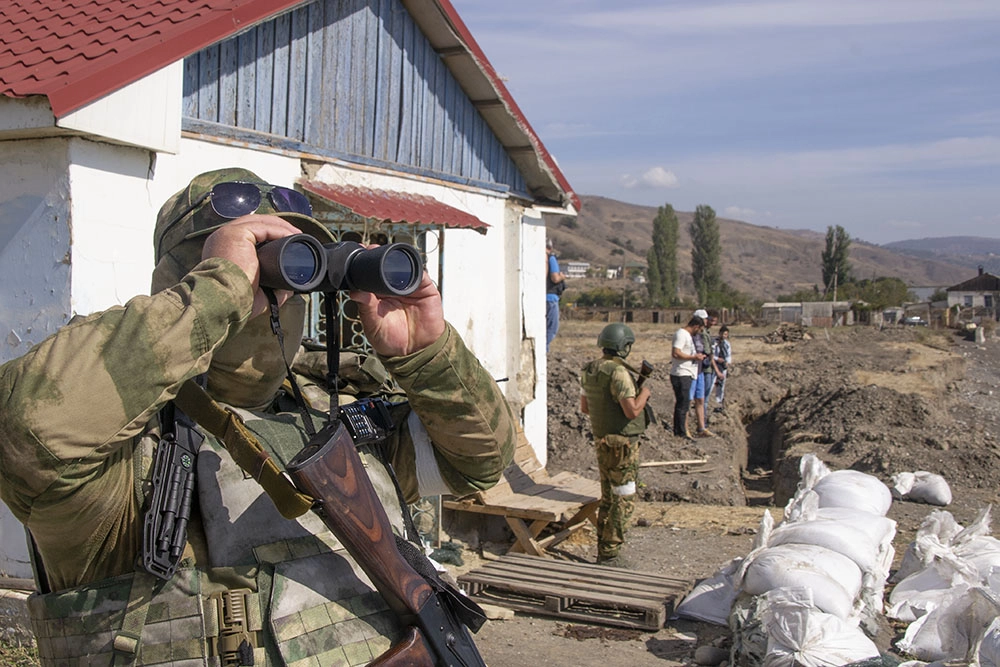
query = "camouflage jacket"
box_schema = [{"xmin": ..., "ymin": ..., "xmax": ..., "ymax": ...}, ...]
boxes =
[{"xmin": 0, "ymin": 259, "xmax": 516, "ymax": 665}]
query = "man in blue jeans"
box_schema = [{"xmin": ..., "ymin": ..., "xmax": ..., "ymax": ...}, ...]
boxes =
[{"xmin": 546, "ymin": 238, "xmax": 565, "ymax": 352}]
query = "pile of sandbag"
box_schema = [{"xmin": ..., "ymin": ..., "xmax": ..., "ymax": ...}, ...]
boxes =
[
  {"xmin": 886, "ymin": 507, "xmax": 1000, "ymax": 664},
  {"xmin": 890, "ymin": 470, "xmax": 952, "ymax": 507},
  {"xmin": 676, "ymin": 454, "xmax": 895, "ymax": 666}
]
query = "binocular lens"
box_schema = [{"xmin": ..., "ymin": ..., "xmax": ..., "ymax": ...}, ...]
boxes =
[
  {"xmin": 283, "ymin": 240, "xmax": 323, "ymax": 288},
  {"xmin": 382, "ymin": 248, "xmax": 420, "ymax": 292},
  {"xmin": 257, "ymin": 235, "xmax": 327, "ymax": 292}
]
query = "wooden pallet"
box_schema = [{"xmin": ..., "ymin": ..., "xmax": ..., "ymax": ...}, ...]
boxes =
[{"xmin": 458, "ymin": 553, "xmax": 692, "ymax": 631}]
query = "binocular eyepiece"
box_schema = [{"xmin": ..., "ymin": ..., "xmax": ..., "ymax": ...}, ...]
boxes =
[{"xmin": 257, "ymin": 234, "xmax": 424, "ymax": 296}]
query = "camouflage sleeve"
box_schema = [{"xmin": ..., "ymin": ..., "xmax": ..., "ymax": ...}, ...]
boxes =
[
  {"xmin": 379, "ymin": 323, "xmax": 516, "ymax": 501},
  {"xmin": 609, "ymin": 365, "xmax": 637, "ymax": 403},
  {"xmin": 0, "ymin": 258, "xmax": 252, "ymax": 511}
]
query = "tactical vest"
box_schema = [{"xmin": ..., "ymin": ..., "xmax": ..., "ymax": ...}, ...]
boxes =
[
  {"xmin": 580, "ymin": 357, "xmax": 647, "ymax": 439},
  {"xmin": 27, "ymin": 405, "xmax": 409, "ymax": 667}
]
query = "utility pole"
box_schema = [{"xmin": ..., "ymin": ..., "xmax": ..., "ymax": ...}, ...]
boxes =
[{"xmin": 831, "ymin": 233, "xmax": 839, "ymax": 303}]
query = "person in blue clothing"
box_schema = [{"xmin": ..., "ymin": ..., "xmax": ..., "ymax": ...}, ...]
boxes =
[{"xmin": 546, "ymin": 238, "xmax": 566, "ymax": 352}]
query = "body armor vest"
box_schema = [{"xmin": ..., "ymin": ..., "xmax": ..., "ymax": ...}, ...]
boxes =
[
  {"xmin": 27, "ymin": 405, "xmax": 409, "ymax": 667},
  {"xmin": 580, "ymin": 357, "xmax": 646, "ymax": 439}
]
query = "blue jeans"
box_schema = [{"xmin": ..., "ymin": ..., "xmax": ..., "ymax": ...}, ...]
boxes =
[{"xmin": 546, "ymin": 299, "xmax": 560, "ymax": 352}]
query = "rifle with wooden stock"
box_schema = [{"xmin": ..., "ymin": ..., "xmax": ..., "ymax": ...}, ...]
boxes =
[
  {"xmin": 286, "ymin": 412, "xmax": 487, "ymax": 667},
  {"xmin": 636, "ymin": 360, "xmax": 654, "ymax": 389},
  {"xmin": 636, "ymin": 360, "xmax": 655, "ymax": 425}
]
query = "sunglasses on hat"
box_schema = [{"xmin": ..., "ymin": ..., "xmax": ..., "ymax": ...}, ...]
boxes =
[
  {"xmin": 187, "ymin": 181, "xmax": 312, "ymax": 221},
  {"xmin": 159, "ymin": 181, "xmax": 314, "ymax": 255}
]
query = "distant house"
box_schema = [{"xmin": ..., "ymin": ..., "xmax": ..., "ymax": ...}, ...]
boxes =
[
  {"xmin": 563, "ymin": 261, "xmax": 590, "ymax": 278},
  {"xmin": 624, "ymin": 260, "xmax": 646, "ymax": 280},
  {"xmin": 761, "ymin": 301, "xmax": 853, "ymax": 326},
  {"xmin": 761, "ymin": 302, "xmax": 802, "ymax": 324},
  {"xmin": 946, "ymin": 266, "xmax": 1000, "ymax": 312}
]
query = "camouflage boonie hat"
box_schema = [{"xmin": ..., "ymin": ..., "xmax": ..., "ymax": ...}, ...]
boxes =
[
  {"xmin": 152, "ymin": 168, "xmax": 336, "ymax": 293},
  {"xmin": 153, "ymin": 167, "xmax": 335, "ymax": 263}
]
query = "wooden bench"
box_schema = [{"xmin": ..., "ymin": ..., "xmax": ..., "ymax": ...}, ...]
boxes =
[{"xmin": 442, "ymin": 428, "xmax": 601, "ymax": 557}]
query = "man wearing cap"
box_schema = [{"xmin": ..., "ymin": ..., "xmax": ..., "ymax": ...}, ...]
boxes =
[
  {"xmin": 545, "ymin": 238, "xmax": 565, "ymax": 352},
  {"xmin": 0, "ymin": 168, "xmax": 516, "ymax": 665},
  {"xmin": 687, "ymin": 309, "xmax": 717, "ymax": 438},
  {"xmin": 670, "ymin": 315, "xmax": 707, "ymax": 440}
]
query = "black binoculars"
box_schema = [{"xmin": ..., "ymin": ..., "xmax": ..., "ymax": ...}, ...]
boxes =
[{"xmin": 257, "ymin": 234, "xmax": 423, "ymax": 296}]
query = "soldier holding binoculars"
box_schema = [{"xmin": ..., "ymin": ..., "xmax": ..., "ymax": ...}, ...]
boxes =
[{"xmin": 0, "ymin": 168, "xmax": 515, "ymax": 666}]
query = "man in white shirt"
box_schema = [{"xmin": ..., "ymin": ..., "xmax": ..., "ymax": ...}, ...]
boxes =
[{"xmin": 669, "ymin": 315, "xmax": 706, "ymax": 440}]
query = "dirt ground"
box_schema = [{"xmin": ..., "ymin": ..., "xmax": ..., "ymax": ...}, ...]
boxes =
[{"xmin": 456, "ymin": 318, "xmax": 1000, "ymax": 666}]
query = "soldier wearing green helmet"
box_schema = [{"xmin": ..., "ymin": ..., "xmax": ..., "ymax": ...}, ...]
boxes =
[
  {"xmin": 579, "ymin": 322, "xmax": 652, "ymax": 566},
  {"xmin": 0, "ymin": 168, "xmax": 516, "ymax": 665}
]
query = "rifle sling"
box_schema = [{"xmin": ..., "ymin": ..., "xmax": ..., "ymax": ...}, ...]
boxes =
[
  {"xmin": 173, "ymin": 380, "xmax": 314, "ymax": 520},
  {"xmin": 393, "ymin": 534, "xmax": 487, "ymax": 633}
]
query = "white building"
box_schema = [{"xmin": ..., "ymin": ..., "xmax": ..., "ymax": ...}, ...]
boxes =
[
  {"xmin": 947, "ymin": 267, "xmax": 1000, "ymax": 310},
  {"xmin": 0, "ymin": 0, "xmax": 576, "ymax": 580},
  {"xmin": 564, "ymin": 261, "xmax": 590, "ymax": 278}
]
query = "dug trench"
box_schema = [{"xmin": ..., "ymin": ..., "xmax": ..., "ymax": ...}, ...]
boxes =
[{"xmin": 449, "ymin": 320, "xmax": 1000, "ymax": 666}]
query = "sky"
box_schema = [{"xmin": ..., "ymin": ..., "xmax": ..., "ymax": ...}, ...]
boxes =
[{"xmin": 449, "ymin": 0, "xmax": 1000, "ymax": 246}]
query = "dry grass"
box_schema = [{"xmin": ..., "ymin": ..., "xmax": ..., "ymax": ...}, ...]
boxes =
[
  {"xmin": 854, "ymin": 339, "xmax": 960, "ymax": 399},
  {"xmin": 0, "ymin": 641, "xmax": 38, "ymax": 667}
]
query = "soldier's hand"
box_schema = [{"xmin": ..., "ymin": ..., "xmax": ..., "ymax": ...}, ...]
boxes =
[
  {"xmin": 349, "ymin": 271, "xmax": 446, "ymax": 357},
  {"xmin": 202, "ymin": 216, "xmax": 302, "ymax": 317}
]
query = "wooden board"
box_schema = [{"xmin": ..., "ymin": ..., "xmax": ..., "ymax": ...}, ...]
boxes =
[{"xmin": 458, "ymin": 553, "xmax": 692, "ymax": 631}]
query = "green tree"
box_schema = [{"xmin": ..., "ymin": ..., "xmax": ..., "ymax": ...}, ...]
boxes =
[
  {"xmin": 821, "ymin": 225, "xmax": 852, "ymax": 299},
  {"xmin": 646, "ymin": 204, "xmax": 679, "ymax": 306},
  {"xmin": 839, "ymin": 277, "xmax": 914, "ymax": 308},
  {"xmin": 690, "ymin": 205, "xmax": 722, "ymax": 304}
]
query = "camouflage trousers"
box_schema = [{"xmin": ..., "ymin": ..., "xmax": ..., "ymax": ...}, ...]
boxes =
[{"xmin": 594, "ymin": 434, "xmax": 640, "ymax": 560}]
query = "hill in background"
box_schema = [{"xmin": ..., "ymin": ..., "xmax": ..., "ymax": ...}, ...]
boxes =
[
  {"xmin": 883, "ymin": 236, "xmax": 1000, "ymax": 276},
  {"xmin": 546, "ymin": 195, "xmax": 977, "ymax": 301}
]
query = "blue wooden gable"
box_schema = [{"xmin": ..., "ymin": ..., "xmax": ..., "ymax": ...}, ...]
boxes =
[{"xmin": 181, "ymin": 0, "xmax": 527, "ymax": 197}]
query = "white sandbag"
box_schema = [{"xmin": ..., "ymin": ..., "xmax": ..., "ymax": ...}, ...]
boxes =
[
  {"xmin": 762, "ymin": 588, "xmax": 879, "ymax": 667},
  {"xmin": 812, "ymin": 469, "xmax": 892, "ymax": 516},
  {"xmin": 957, "ymin": 536, "xmax": 1000, "ymax": 580},
  {"xmin": 674, "ymin": 557, "xmax": 741, "ymax": 625},
  {"xmin": 952, "ymin": 505, "xmax": 994, "ymax": 544},
  {"xmin": 887, "ymin": 556, "xmax": 977, "ymax": 622},
  {"xmin": 896, "ymin": 586, "xmax": 1000, "ymax": 662},
  {"xmin": 975, "ymin": 616, "xmax": 1000, "ymax": 667},
  {"xmin": 767, "ymin": 519, "xmax": 883, "ymax": 576},
  {"xmin": 891, "ymin": 471, "xmax": 952, "ymax": 506},
  {"xmin": 797, "ymin": 453, "xmax": 832, "ymax": 491},
  {"xmin": 892, "ymin": 510, "xmax": 965, "ymax": 583},
  {"xmin": 743, "ymin": 543, "xmax": 862, "ymax": 620},
  {"xmin": 784, "ymin": 492, "xmax": 897, "ymax": 547}
]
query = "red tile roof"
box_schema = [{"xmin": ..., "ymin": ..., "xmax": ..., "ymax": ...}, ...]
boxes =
[
  {"xmin": 0, "ymin": 0, "xmax": 304, "ymax": 117},
  {"xmin": 301, "ymin": 181, "xmax": 490, "ymax": 234},
  {"xmin": 0, "ymin": 0, "xmax": 576, "ymax": 209}
]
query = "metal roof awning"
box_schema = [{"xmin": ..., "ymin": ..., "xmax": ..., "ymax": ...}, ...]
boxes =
[{"xmin": 301, "ymin": 181, "xmax": 490, "ymax": 235}]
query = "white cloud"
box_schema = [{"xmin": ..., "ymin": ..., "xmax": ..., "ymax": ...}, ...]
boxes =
[{"xmin": 622, "ymin": 167, "xmax": 679, "ymax": 190}]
